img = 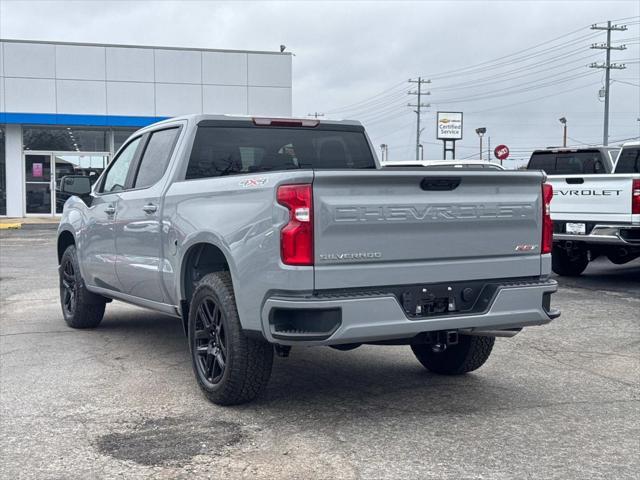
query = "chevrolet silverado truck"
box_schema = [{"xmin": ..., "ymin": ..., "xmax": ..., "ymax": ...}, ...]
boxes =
[
  {"xmin": 57, "ymin": 115, "xmax": 559, "ymax": 405},
  {"xmin": 529, "ymin": 142, "xmax": 639, "ymax": 276}
]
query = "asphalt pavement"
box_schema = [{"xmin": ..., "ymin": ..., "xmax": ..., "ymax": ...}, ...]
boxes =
[{"xmin": 1, "ymin": 229, "xmax": 638, "ymax": 479}]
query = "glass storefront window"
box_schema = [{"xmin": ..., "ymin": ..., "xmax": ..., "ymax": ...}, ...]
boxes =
[
  {"xmin": 113, "ymin": 129, "xmax": 140, "ymax": 153},
  {"xmin": 23, "ymin": 127, "xmax": 107, "ymax": 152},
  {"xmin": 0, "ymin": 127, "xmax": 6, "ymax": 215}
]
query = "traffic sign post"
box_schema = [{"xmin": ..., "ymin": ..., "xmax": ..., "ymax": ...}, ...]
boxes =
[{"xmin": 494, "ymin": 144, "xmax": 509, "ymax": 165}]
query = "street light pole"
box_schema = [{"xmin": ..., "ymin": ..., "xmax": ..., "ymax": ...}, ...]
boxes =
[
  {"xmin": 559, "ymin": 117, "xmax": 567, "ymax": 147},
  {"xmin": 475, "ymin": 127, "xmax": 486, "ymax": 160},
  {"xmin": 379, "ymin": 144, "xmax": 388, "ymax": 162}
]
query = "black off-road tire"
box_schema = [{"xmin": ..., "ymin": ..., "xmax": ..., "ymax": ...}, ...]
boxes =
[
  {"xmin": 188, "ymin": 272, "xmax": 273, "ymax": 406},
  {"xmin": 59, "ymin": 245, "xmax": 106, "ymax": 329},
  {"xmin": 552, "ymin": 246, "xmax": 589, "ymax": 276},
  {"xmin": 411, "ymin": 335, "xmax": 495, "ymax": 375}
]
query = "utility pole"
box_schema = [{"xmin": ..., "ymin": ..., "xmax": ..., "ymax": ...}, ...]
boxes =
[
  {"xmin": 408, "ymin": 77, "xmax": 431, "ymax": 160},
  {"xmin": 589, "ymin": 21, "xmax": 627, "ymax": 146},
  {"xmin": 307, "ymin": 112, "xmax": 325, "ymax": 119}
]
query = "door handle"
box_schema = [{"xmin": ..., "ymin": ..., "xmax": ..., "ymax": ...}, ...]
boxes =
[
  {"xmin": 142, "ymin": 204, "xmax": 158, "ymax": 214},
  {"xmin": 105, "ymin": 205, "xmax": 116, "ymax": 215},
  {"xmin": 420, "ymin": 177, "xmax": 461, "ymax": 191},
  {"xmin": 565, "ymin": 177, "xmax": 584, "ymax": 184}
]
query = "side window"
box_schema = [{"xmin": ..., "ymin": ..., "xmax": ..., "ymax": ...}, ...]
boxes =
[
  {"xmin": 133, "ymin": 128, "xmax": 179, "ymax": 188},
  {"xmin": 101, "ymin": 137, "xmax": 141, "ymax": 193},
  {"xmin": 615, "ymin": 148, "xmax": 640, "ymax": 173}
]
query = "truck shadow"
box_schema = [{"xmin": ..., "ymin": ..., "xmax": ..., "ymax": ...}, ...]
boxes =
[
  {"xmin": 253, "ymin": 346, "xmax": 554, "ymax": 418},
  {"xmin": 98, "ymin": 311, "xmax": 552, "ymax": 419},
  {"xmin": 554, "ymin": 257, "xmax": 640, "ymax": 292}
]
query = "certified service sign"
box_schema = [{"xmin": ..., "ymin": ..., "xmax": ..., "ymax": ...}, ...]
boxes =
[{"xmin": 436, "ymin": 112, "xmax": 463, "ymax": 140}]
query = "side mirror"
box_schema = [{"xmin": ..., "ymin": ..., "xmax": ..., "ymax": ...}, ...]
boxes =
[{"xmin": 60, "ymin": 175, "xmax": 92, "ymax": 196}]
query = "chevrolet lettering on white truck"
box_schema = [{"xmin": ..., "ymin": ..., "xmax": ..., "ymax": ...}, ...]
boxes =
[
  {"xmin": 528, "ymin": 142, "xmax": 640, "ymax": 275},
  {"xmin": 57, "ymin": 115, "xmax": 559, "ymax": 405}
]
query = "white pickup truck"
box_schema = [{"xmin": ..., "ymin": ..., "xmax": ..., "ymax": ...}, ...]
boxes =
[{"xmin": 528, "ymin": 142, "xmax": 639, "ymax": 275}]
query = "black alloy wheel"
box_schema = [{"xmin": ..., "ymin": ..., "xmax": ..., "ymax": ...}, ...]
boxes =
[
  {"xmin": 188, "ymin": 271, "xmax": 273, "ymax": 405},
  {"xmin": 60, "ymin": 256, "xmax": 77, "ymax": 316},
  {"xmin": 59, "ymin": 244, "xmax": 106, "ymax": 329},
  {"xmin": 193, "ymin": 296, "xmax": 227, "ymax": 385}
]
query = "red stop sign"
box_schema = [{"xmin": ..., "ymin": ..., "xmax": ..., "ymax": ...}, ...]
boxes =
[{"xmin": 494, "ymin": 145, "xmax": 509, "ymax": 161}]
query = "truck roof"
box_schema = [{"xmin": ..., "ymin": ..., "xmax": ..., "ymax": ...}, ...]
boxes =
[
  {"xmin": 383, "ymin": 160, "xmax": 505, "ymax": 170},
  {"xmin": 532, "ymin": 146, "xmax": 619, "ymax": 154},
  {"xmin": 147, "ymin": 113, "xmax": 364, "ymax": 128}
]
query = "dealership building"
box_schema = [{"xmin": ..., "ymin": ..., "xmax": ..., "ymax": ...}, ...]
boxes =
[{"xmin": 0, "ymin": 39, "xmax": 292, "ymax": 217}]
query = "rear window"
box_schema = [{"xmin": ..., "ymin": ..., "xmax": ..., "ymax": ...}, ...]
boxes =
[
  {"xmin": 185, "ymin": 126, "xmax": 375, "ymax": 180},
  {"xmin": 527, "ymin": 151, "xmax": 607, "ymax": 174},
  {"xmin": 615, "ymin": 147, "xmax": 640, "ymax": 173}
]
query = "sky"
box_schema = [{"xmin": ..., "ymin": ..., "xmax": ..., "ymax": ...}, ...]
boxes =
[{"xmin": 1, "ymin": 0, "xmax": 638, "ymax": 166}]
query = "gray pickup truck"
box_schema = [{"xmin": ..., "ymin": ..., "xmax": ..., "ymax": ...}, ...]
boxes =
[{"xmin": 57, "ymin": 115, "xmax": 559, "ymax": 405}]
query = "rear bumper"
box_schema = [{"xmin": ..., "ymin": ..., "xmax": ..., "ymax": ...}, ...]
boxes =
[
  {"xmin": 260, "ymin": 279, "xmax": 559, "ymax": 346},
  {"xmin": 554, "ymin": 224, "xmax": 640, "ymax": 246}
]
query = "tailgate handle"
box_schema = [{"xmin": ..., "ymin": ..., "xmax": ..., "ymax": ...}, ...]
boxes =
[
  {"xmin": 565, "ymin": 177, "xmax": 584, "ymax": 184},
  {"xmin": 421, "ymin": 177, "xmax": 461, "ymax": 191}
]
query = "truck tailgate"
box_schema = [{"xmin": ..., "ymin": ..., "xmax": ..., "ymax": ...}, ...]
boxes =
[
  {"xmin": 313, "ymin": 170, "xmax": 545, "ymax": 290},
  {"xmin": 547, "ymin": 174, "xmax": 635, "ymax": 223}
]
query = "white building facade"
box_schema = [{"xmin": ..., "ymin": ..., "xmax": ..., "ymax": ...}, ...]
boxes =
[{"xmin": 0, "ymin": 39, "xmax": 292, "ymax": 217}]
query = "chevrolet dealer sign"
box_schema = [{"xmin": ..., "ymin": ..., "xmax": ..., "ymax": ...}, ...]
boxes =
[{"xmin": 436, "ymin": 112, "xmax": 463, "ymax": 140}]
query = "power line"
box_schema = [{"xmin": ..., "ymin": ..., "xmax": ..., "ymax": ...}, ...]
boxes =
[
  {"xmin": 613, "ymin": 79, "xmax": 640, "ymax": 87},
  {"xmin": 435, "ymin": 70, "xmax": 599, "ymax": 105},
  {"xmin": 610, "ymin": 15, "xmax": 640, "ymax": 22},
  {"xmin": 431, "ymin": 50, "xmax": 599, "ymax": 93},
  {"xmin": 467, "ymin": 80, "xmax": 601, "ymax": 114},
  {"xmin": 323, "ymin": 81, "xmax": 407, "ymax": 114},
  {"xmin": 324, "ymin": 21, "xmax": 613, "ymax": 115},
  {"xmin": 423, "ymin": 29, "xmax": 602, "ymax": 80}
]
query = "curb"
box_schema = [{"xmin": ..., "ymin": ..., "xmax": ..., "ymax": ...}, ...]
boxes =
[{"xmin": 0, "ymin": 223, "xmax": 22, "ymax": 230}]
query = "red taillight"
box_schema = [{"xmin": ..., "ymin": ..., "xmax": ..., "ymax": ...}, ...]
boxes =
[
  {"xmin": 542, "ymin": 183, "xmax": 553, "ymax": 254},
  {"xmin": 632, "ymin": 179, "xmax": 640, "ymax": 215},
  {"xmin": 277, "ymin": 184, "xmax": 313, "ymax": 266}
]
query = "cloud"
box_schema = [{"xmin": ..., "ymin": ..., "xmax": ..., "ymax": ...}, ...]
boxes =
[{"xmin": 1, "ymin": 0, "xmax": 638, "ymax": 162}]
